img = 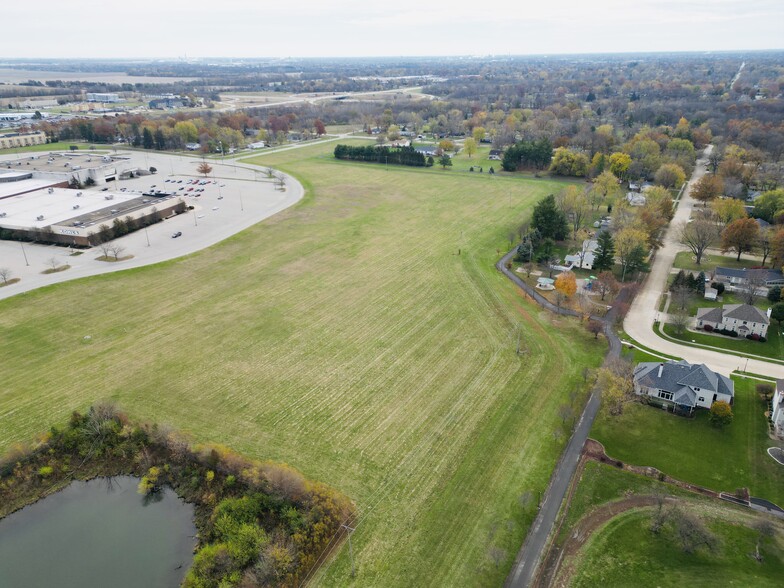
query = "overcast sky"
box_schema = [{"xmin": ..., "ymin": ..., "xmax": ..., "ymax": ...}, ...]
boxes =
[{"xmin": 1, "ymin": 0, "xmax": 782, "ymax": 59}]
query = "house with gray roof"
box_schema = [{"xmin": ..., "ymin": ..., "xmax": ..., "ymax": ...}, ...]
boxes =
[
  {"xmin": 773, "ymin": 381, "xmax": 784, "ymax": 439},
  {"xmin": 714, "ymin": 267, "xmax": 784, "ymax": 288},
  {"xmin": 696, "ymin": 303, "xmax": 770, "ymax": 338},
  {"xmin": 633, "ymin": 360, "xmax": 734, "ymax": 415}
]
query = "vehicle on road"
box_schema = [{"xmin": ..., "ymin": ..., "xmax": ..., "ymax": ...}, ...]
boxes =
[{"xmin": 171, "ymin": 231, "xmax": 182, "ymax": 238}]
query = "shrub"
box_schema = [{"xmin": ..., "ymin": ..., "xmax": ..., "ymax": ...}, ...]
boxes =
[
  {"xmin": 704, "ymin": 324, "xmax": 713, "ymax": 332},
  {"xmin": 760, "ymin": 336, "xmax": 767, "ymax": 342},
  {"xmin": 711, "ymin": 282, "xmax": 725, "ymax": 295},
  {"xmin": 709, "ymin": 401, "xmax": 733, "ymax": 428},
  {"xmin": 38, "ymin": 466, "xmax": 53, "ymax": 478}
]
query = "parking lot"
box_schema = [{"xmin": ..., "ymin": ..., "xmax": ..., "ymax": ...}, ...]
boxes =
[{"xmin": 0, "ymin": 150, "xmax": 303, "ymax": 300}]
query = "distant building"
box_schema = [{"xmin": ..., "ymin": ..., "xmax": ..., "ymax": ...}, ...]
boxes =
[
  {"xmin": 185, "ymin": 143, "xmax": 201, "ymax": 151},
  {"xmin": 148, "ymin": 94, "xmax": 187, "ymax": 109},
  {"xmin": 86, "ymin": 93, "xmax": 122, "ymax": 103},
  {"xmin": 489, "ymin": 149, "xmax": 502, "ymax": 160},
  {"xmin": 626, "ymin": 192, "xmax": 646, "ymax": 206},
  {"xmin": 415, "ymin": 147, "xmax": 437, "ymax": 156},
  {"xmin": 565, "ymin": 239, "xmax": 599, "ymax": 270},
  {"xmin": 247, "ymin": 141, "xmax": 266, "ymax": 149},
  {"xmin": 0, "ymin": 131, "xmax": 47, "ymax": 150}
]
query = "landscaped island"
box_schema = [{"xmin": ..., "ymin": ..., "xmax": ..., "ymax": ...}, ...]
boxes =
[{"xmin": 0, "ymin": 403, "xmax": 354, "ymax": 587}]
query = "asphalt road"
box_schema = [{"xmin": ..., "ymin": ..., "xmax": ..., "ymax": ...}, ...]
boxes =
[
  {"xmin": 623, "ymin": 146, "xmax": 784, "ymax": 379},
  {"xmin": 497, "ymin": 251, "xmax": 623, "ymax": 588}
]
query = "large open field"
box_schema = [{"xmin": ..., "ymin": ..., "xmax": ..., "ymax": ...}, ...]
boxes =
[{"xmin": 0, "ymin": 141, "xmax": 604, "ymax": 585}]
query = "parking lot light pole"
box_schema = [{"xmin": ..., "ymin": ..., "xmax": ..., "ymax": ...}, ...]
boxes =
[
  {"xmin": 145, "ymin": 228, "xmax": 150, "ymax": 246},
  {"xmin": 20, "ymin": 241, "xmax": 29, "ymax": 266}
]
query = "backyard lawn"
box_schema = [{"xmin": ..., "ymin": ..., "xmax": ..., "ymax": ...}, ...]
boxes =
[
  {"xmin": 0, "ymin": 140, "xmax": 605, "ymax": 586},
  {"xmin": 592, "ymin": 377, "xmax": 784, "ymax": 505},
  {"xmin": 568, "ymin": 504, "xmax": 784, "ymax": 587},
  {"xmin": 661, "ymin": 322, "xmax": 784, "ymax": 362},
  {"xmin": 673, "ymin": 250, "xmax": 768, "ymax": 272}
]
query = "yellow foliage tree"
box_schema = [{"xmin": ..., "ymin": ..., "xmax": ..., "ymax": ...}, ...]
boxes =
[{"xmin": 555, "ymin": 271, "xmax": 577, "ymax": 298}]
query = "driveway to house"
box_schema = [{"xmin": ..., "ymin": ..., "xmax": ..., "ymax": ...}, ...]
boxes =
[
  {"xmin": 623, "ymin": 146, "xmax": 784, "ymax": 379},
  {"xmin": 0, "ymin": 150, "xmax": 303, "ymax": 301}
]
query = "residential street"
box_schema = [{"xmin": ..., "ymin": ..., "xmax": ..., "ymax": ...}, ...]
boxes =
[{"xmin": 623, "ymin": 146, "xmax": 784, "ymax": 379}]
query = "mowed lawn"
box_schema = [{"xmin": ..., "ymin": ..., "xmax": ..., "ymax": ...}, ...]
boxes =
[
  {"xmin": 0, "ymin": 141, "xmax": 605, "ymax": 586},
  {"xmin": 569, "ymin": 503, "xmax": 784, "ymax": 587},
  {"xmin": 592, "ymin": 378, "xmax": 784, "ymax": 505}
]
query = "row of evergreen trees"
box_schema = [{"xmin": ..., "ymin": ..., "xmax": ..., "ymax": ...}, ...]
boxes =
[
  {"xmin": 333, "ymin": 144, "xmax": 431, "ymax": 167},
  {"xmin": 501, "ymin": 138, "xmax": 553, "ymax": 172}
]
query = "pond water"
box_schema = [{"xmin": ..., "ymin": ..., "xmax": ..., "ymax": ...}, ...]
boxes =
[{"xmin": 0, "ymin": 476, "xmax": 196, "ymax": 588}]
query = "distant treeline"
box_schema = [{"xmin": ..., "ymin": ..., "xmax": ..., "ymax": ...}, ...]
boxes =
[
  {"xmin": 501, "ymin": 138, "xmax": 554, "ymax": 172},
  {"xmin": 334, "ymin": 144, "xmax": 432, "ymax": 167}
]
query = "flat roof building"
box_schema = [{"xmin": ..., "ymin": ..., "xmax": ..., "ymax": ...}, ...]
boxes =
[
  {"xmin": 0, "ymin": 131, "xmax": 47, "ymax": 150},
  {"xmin": 86, "ymin": 93, "xmax": 123, "ymax": 103}
]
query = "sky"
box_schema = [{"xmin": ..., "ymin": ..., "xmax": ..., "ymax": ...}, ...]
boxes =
[{"xmin": 1, "ymin": 0, "xmax": 782, "ymax": 59}]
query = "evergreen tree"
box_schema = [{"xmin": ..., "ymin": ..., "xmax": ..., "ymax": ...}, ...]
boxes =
[
  {"xmin": 142, "ymin": 127, "xmax": 154, "ymax": 149},
  {"xmin": 767, "ymin": 286, "xmax": 781, "ymax": 303},
  {"xmin": 531, "ymin": 194, "xmax": 568, "ymax": 241},
  {"xmin": 592, "ymin": 231, "xmax": 615, "ymax": 272},
  {"xmin": 696, "ymin": 271, "xmax": 706, "ymax": 294}
]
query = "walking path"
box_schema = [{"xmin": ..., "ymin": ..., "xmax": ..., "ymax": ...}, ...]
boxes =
[
  {"xmin": 497, "ymin": 251, "xmax": 624, "ymax": 588},
  {"xmin": 623, "ymin": 146, "xmax": 784, "ymax": 379}
]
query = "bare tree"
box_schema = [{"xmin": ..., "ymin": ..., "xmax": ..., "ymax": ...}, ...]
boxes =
[
  {"xmin": 0, "ymin": 267, "xmax": 10, "ymax": 285},
  {"xmin": 558, "ymin": 404, "xmax": 574, "ymax": 424},
  {"xmin": 523, "ymin": 262, "xmax": 535, "ymax": 277},
  {"xmin": 671, "ymin": 285, "xmax": 694, "ymax": 311},
  {"xmin": 46, "ymin": 256, "xmax": 61, "ymax": 271},
  {"xmin": 758, "ymin": 228, "xmax": 774, "ymax": 267},
  {"xmin": 752, "ymin": 520, "xmax": 776, "ymax": 562},
  {"xmin": 587, "ymin": 319, "xmax": 603, "ymax": 339},
  {"xmin": 275, "ymin": 174, "xmax": 286, "ymax": 190},
  {"xmin": 99, "ymin": 242, "xmax": 112, "ymax": 259},
  {"xmin": 108, "ymin": 244, "xmax": 125, "ymax": 261},
  {"xmin": 671, "ymin": 307, "xmax": 691, "ymax": 335},
  {"xmin": 674, "ymin": 510, "xmax": 717, "ymax": 554},
  {"xmin": 679, "ymin": 219, "xmax": 719, "ymax": 266},
  {"xmin": 595, "ymin": 271, "xmax": 619, "ymax": 301},
  {"xmin": 741, "ymin": 269, "xmax": 767, "ymax": 304}
]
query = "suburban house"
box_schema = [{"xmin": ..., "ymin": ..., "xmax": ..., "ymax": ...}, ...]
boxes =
[
  {"xmin": 713, "ymin": 267, "xmax": 784, "ymax": 289},
  {"xmin": 773, "ymin": 381, "xmax": 784, "ymax": 439},
  {"xmin": 696, "ymin": 303, "xmax": 770, "ymax": 338},
  {"xmin": 488, "ymin": 149, "xmax": 502, "ymax": 160},
  {"xmin": 704, "ymin": 287, "xmax": 718, "ymax": 301},
  {"xmin": 633, "ymin": 360, "xmax": 734, "ymax": 414},
  {"xmin": 565, "ymin": 239, "xmax": 599, "ymax": 270}
]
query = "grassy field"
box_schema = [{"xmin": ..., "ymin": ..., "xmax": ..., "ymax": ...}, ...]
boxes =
[
  {"xmin": 568, "ymin": 503, "xmax": 784, "ymax": 587},
  {"xmin": 673, "ymin": 251, "xmax": 765, "ymax": 272},
  {"xmin": 592, "ymin": 378, "xmax": 784, "ymax": 505},
  {"xmin": 0, "ymin": 140, "xmax": 605, "ymax": 586},
  {"xmin": 0, "ymin": 141, "xmax": 108, "ymax": 154},
  {"xmin": 557, "ymin": 461, "xmax": 693, "ymax": 544},
  {"xmin": 661, "ymin": 322, "xmax": 784, "ymax": 361}
]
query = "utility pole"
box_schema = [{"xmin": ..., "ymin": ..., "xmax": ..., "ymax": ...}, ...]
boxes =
[
  {"xmin": 20, "ymin": 241, "xmax": 29, "ymax": 266},
  {"xmin": 341, "ymin": 524, "xmax": 356, "ymax": 578},
  {"xmin": 145, "ymin": 228, "xmax": 150, "ymax": 247}
]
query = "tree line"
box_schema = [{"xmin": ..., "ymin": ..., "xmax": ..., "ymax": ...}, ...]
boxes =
[{"xmin": 333, "ymin": 144, "xmax": 432, "ymax": 167}]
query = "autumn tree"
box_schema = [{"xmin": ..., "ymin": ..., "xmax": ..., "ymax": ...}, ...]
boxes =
[
  {"xmin": 597, "ymin": 366, "xmax": 633, "ymax": 415},
  {"xmin": 608, "ymin": 152, "xmax": 631, "ymax": 180},
  {"xmin": 679, "ymin": 219, "xmax": 719, "ymax": 265},
  {"xmin": 463, "ymin": 138, "xmax": 477, "ymax": 158},
  {"xmin": 772, "ymin": 228, "xmax": 784, "ymax": 268},
  {"xmin": 758, "ymin": 227, "xmax": 774, "ymax": 267},
  {"xmin": 721, "ymin": 217, "xmax": 759, "ymax": 261},
  {"xmin": 558, "ymin": 185, "xmax": 589, "ymax": 239},
  {"xmin": 314, "ymin": 119, "xmax": 326, "ymax": 135},
  {"xmin": 555, "ymin": 271, "xmax": 577, "ymax": 298},
  {"xmin": 472, "ymin": 127, "xmax": 486, "ymax": 143},
  {"xmin": 438, "ymin": 139, "xmax": 455, "ymax": 152},
  {"xmin": 549, "ymin": 147, "xmax": 590, "ymax": 177},
  {"xmin": 587, "ymin": 320, "xmax": 603, "ymax": 339},
  {"xmin": 709, "ymin": 401, "xmax": 733, "ymax": 428},
  {"xmin": 616, "ymin": 228, "xmax": 649, "ymax": 281},
  {"xmin": 710, "ymin": 198, "xmax": 747, "ymax": 230},
  {"xmin": 654, "ymin": 163, "xmax": 686, "ymax": 189},
  {"xmin": 197, "ymin": 162, "xmax": 213, "ymax": 177},
  {"xmin": 644, "ymin": 186, "xmax": 675, "ymax": 221},
  {"xmin": 590, "ymin": 170, "xmax": 622, "ymax": 209},
  {"xmin": 691, "ymin": 174, "xmax": 723, "ymax": 206},
  {"xmin": 595, "ymin": 271, "xmax": 618, "ymax": 301}
]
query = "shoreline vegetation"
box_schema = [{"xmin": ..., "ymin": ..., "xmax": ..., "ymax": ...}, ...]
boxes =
[{"xmin": 0, "ymin": 402, "xmax": 354, "ymax": 587}]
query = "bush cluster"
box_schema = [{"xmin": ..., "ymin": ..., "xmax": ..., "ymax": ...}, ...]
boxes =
[{"xmin": 0, "ymin": 403, "xmax": 355, "ymax": 588}]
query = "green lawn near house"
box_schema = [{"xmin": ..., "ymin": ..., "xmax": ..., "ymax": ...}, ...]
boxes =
[
  {"xmin": 673, "ymin": 250, "xmax": 767, "ymax": 273},
  {"xmin": 592, "ymin": 378, "xmax": 784, "ymax": 505},
  {"xmin": 661, "ymin": 323, "xmax": 784, "ymax": 362}
]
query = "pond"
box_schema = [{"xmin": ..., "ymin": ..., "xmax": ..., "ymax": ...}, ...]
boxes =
[{"xmin": 0, "ymin": 476, "xmax": 196, "ymax": 588}]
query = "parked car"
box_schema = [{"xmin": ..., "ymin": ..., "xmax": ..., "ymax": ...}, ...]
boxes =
[{"xmin": 171, "ymin": 231, "xmax": 182, "ymax": 238}]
